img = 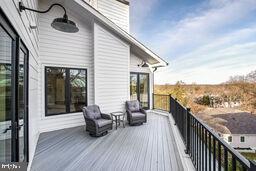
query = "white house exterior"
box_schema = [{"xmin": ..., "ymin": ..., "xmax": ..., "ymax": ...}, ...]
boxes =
[
  {"xmin": 0, "ymin": 0, "xmax": 167, "ymax": 167},
  {"xmin": 223, "ymin": 134, "xmax": 256, "ymax": 151}
]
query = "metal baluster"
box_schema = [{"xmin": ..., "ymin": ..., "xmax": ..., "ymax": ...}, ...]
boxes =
[
  {"xmin": 213, "ymin": 138, "xmax": 216, "ymax": 171},
  {"xmin": 218, "ymin": 142, "xmax": 221, "ymax": 171},
  {"xmin": 202, "ymin": 127, "xmax": 204, "ymax": 171},
  {"xmin": 232, "ymin": 156, "xmax": 236, "ymax": 171},
  {"xmin": 199, "ymin": 124, "xmax": 202, "ymax": 171},
  {"xmin": 224, "ymin": 148, "xmax": 228, "ymax": 171},
  {"xmin": 209, "ymin": 134, "xmax": 212, "ymax": 171},
  {"xmin": 205, "ymin": 129, "xmax": 208, "ymax": 171}
]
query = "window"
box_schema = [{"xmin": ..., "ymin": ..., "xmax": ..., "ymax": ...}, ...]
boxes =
[
  {"xmin": 228, "ymin": 136, "xmax": 232, "ymax": 142},
  {"xmin": 45, "ymin": 67, "xmax": 87, "ymax": 116},
  {"xmin": 240, "ymin": 136, "xmax": 245, "ymax": 143}
]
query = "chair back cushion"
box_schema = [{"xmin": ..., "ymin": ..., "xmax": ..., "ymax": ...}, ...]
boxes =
[
  {"xmin": 126, "ymin": 100, "xmax": 140, "ymax": 112},
  {"xmin": 83, "ymin": 105, "xmax": 102, "ymax": 119}
]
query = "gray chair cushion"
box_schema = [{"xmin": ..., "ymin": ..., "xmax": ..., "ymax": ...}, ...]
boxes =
[
  {"xmin": 96, "ymin": 119, "xmax": 112, "ymax": 127},
  {"xmin": 84, "ymin": 105, "xmax": 101, "ymax": 119},
  {"xmin": 126, "ymin": 100, "xmax": 140, "ymax": 112},
  {"xmin": 131, "ymin": 112, "xmax": 145, "ymax": 120}
]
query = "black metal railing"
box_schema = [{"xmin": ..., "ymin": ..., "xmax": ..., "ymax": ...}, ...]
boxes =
[{"xmin": 152, "ymin": 94, "xmax": 256, "ymax": 171}]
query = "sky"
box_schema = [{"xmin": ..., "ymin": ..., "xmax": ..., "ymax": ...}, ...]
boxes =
[{"xmin": 130, "ymin": 0, "xmax": 256, "ymax": 84}]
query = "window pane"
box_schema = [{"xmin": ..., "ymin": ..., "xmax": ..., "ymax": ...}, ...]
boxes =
[
  {"xmin": 46, "ymin": 68, "xmax": 66, "ymax": 115},
  {"xmin": 18, "ymin": 49, "xmax": 25, "ymax": 161},
  {"xmin": 70, "ymin": 69, "xmax": 86, "ymax": 112},
  {"xmin": 139, "ymin": 74, "xmax": 149, "ymax": 109},
  {"xmin": 130, "ymin": 74, "xmax": 138, "ymax": 101},
  {"xmin": 0, "ymin": 26, "xmax": 12, "ymax": 162}
]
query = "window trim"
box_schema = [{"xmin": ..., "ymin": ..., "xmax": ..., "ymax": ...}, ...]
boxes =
[
  {"xmin": 240, "ymin": 136, "xmax": 245, "ymax": 143},
  {"xmin": 228, "ymin": 136, "xmax": 232, "ymax": 142},
  {"xmin": 45, "ymin": 66, "xmax": 88, "ymax": 116}
]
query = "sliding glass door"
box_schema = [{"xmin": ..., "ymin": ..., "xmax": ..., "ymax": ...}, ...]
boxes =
[
  {"xmin": 0, "ymin": 23, "xmax": 12, "ymax": 162},
  {"xmin": 130, "ymin": 73, "xmax": 150, "ymax": 109},
  {"xmin": 0, "ymin": 9, "xmax": 29, "ymax": 162}
]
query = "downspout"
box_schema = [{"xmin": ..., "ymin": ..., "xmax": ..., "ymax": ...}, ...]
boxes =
[{"xmin": 152, "ymin": 67, "xmax": 157, "ymax": 110}]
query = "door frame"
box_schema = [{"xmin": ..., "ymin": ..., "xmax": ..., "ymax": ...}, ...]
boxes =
[
  {"xmin": 0, "ymin": 7, "xmax": 29, "ymax": 162},
  {"xmin": 130, "ymin": 72, "xmax": 150, "ymax": 109}
]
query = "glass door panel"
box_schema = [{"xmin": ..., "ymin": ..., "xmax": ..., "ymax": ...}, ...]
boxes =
[
  {"xmin": 139, "ymin": 74, "xmax": 149, "ymax": 109},
  {"xmin": 18, "ymin": 49, "xmax": 25, "ymax": 161},
  {"xmin": 0, "ymin": 26, "xmax": 12, "ymax": 162},
  {"xmin": 130, "ymin": 74, "xmax": 138, "ymax": 101},
  {"xmin": 130, "ymin": 73, "xmax": 150, "ymax": 109}
]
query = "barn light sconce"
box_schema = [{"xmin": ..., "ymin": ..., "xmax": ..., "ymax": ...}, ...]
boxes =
[
  {"xmin": 138, "ymin": 60, "xmax": 149, "ymax": 68},
  {"xmin": 19, "ymin": 2, "xmax": 79, "ymax": 33}
]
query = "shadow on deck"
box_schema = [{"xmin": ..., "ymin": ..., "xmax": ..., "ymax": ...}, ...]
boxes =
[{"xmin": 31, "ymin": 112, "xmax": 183, "ymax": 171}]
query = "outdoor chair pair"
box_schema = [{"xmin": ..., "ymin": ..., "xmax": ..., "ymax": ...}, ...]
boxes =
[{"xmin": 82, "ymin": 100, "xmax": 147, "ymax": 137}]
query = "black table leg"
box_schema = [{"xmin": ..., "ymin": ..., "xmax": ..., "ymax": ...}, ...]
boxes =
[{"xmin": 115, "ymin": 116, "xmax": 118, "ymax": 130}]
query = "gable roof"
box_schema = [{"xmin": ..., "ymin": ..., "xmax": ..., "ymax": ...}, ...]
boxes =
[
  {"xmin": 197, "ymin": 108, "xmax": 256, "ymax": 134},
  {"xmin": 69, "ymin": 0, "xmax": 168, "ymax": 67}
]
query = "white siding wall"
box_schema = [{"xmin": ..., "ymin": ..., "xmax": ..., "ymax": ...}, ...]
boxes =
[
  {"xmin": 0, "ymin": 0, "xmax": 40, "ymax": 167},
  {"xmin": 223, "ymin": 134, "xmax": 256, "ymax": 149},
  {"xmin": 130, "ymin": 53, "xmax": 154, "ymax": 109},
  {"xmin": 97, "ymin": 0, "xmax": 129, "ymax": 32},
  {"xmin": 94, "ymin": 23, "xmax": 130, "ymax": 113},
  {"xmin": 84, "ymin": 0, "xmax": 98, "ymax": 8},
  {"xmin": 38, "ymin": 0, "xmax": 94, "ymax": 132}
]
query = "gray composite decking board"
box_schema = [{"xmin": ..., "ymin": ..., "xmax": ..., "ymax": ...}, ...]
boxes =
[{"xmin": 31, "ymin": 112, "xmax": 184, "ymax": 171}]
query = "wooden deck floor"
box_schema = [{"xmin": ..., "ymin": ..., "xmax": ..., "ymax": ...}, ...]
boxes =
[{"xmin": 31, "ymin": 112, "xmax": 183, "ymax": 171}]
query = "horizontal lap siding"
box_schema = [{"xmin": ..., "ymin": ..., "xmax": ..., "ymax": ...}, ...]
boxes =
[
  {"xmin": 38, "ymin": 0, "xmax": 94, "ymax": 132},
  {"xmin": 97, "ymin": 0, "xmax": 129, "ymax": 32},
  {"xmin": 94, "ymin": 23, "xmax": 129, "ymax": 113},
  {"xmin": 0, "ymin": 0, "xmax": 40, "ymax": 166}
]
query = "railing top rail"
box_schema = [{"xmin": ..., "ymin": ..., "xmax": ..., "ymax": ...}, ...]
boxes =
[
  {"xmin": 153, "ymin": 94, "xmax": 170, "ymax": 96},
  {"xmin": 170, "ymin": 95, "xmax": 251, "ymax": 168}
]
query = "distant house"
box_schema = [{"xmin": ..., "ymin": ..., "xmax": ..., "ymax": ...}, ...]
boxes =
[
  {"xmin": 220, "ymin": 112, "xmax": 256, "ymax": 151},
  {"xmin": 197, "ymin": 108, "xmax": 256, "ymax": 151}
]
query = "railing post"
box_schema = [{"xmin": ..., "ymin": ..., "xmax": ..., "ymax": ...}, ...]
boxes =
[
  {"xmin": 152, "ymin": 93, "xmax": 154, "ymax": 109},
  {"xmin": 174, "ymin": 98, "xmax": 178, "ymax": 125},
  {"xmin": 169, "ymin": 94, "xmax": 172, "ymax": 113},
  {"xmin": 249, "ymin": 160, "xmax": 256, "ymax": 171},
  {"xmin": 185, "ymin": 108, "xmax": 191, "ymax": 154}
]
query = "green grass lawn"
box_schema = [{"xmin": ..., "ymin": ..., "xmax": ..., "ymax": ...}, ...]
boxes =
[{"xmin": 241, "ymin": 152, "xmax": 256, "ymax": 161}]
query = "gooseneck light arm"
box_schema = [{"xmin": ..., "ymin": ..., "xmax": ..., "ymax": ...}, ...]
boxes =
[
  {"xmin": 19, "ymin": 2, "xmax": 67, "ymax": 18},
  {"xmin": 19, "ymin": 2, "xmax": 79, "ymax": 33}
]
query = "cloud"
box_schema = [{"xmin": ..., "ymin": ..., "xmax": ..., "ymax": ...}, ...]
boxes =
[
  {"xmin": 154, "ymin": 0, "xmax": 256, "ymax": 57},
  {"xmin": 130, "ymin": 0, "xmax": 158, "ymax": 37},
  {"xmin": 130, "ymin": 0, "xmax": 256, "ymax": 84}
]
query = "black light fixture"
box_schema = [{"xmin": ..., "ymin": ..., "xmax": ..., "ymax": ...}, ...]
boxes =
[
  {"xmin": 19, "ymin": 2, "xmax": 79, "ymax": 33},
  {"xmin": 138, "ymin": 60, "xmax": 149, "ymax": 68},
  {"xmin": 142, "ymin": 62, "xmax": 149, "ymax": 67}
]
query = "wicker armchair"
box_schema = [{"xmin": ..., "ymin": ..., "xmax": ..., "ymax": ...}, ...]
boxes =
[
  {"xmin": 126, "ymin": 100, "xmax": 147, "ymax": 125},
  {"xmin": 82, "ymin": 105, "xmax": 112, "ymax": 136}
]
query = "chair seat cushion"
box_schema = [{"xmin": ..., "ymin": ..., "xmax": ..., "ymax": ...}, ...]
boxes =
[
  {"xmin": 131, "ymin": 112, "xmax": 145, "ymax": 120},
  {"xmin": 96, "ymin": 119, "xmax": 112, "ymax": 127}
]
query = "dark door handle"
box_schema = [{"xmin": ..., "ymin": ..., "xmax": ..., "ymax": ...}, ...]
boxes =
[
  {"xmin": 3, "ymin": 125, "xmax": 12, "ymax": 134},
  {"xmin": 18, "ymin": 124, "xmax": 24, "ymax": 130}
]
